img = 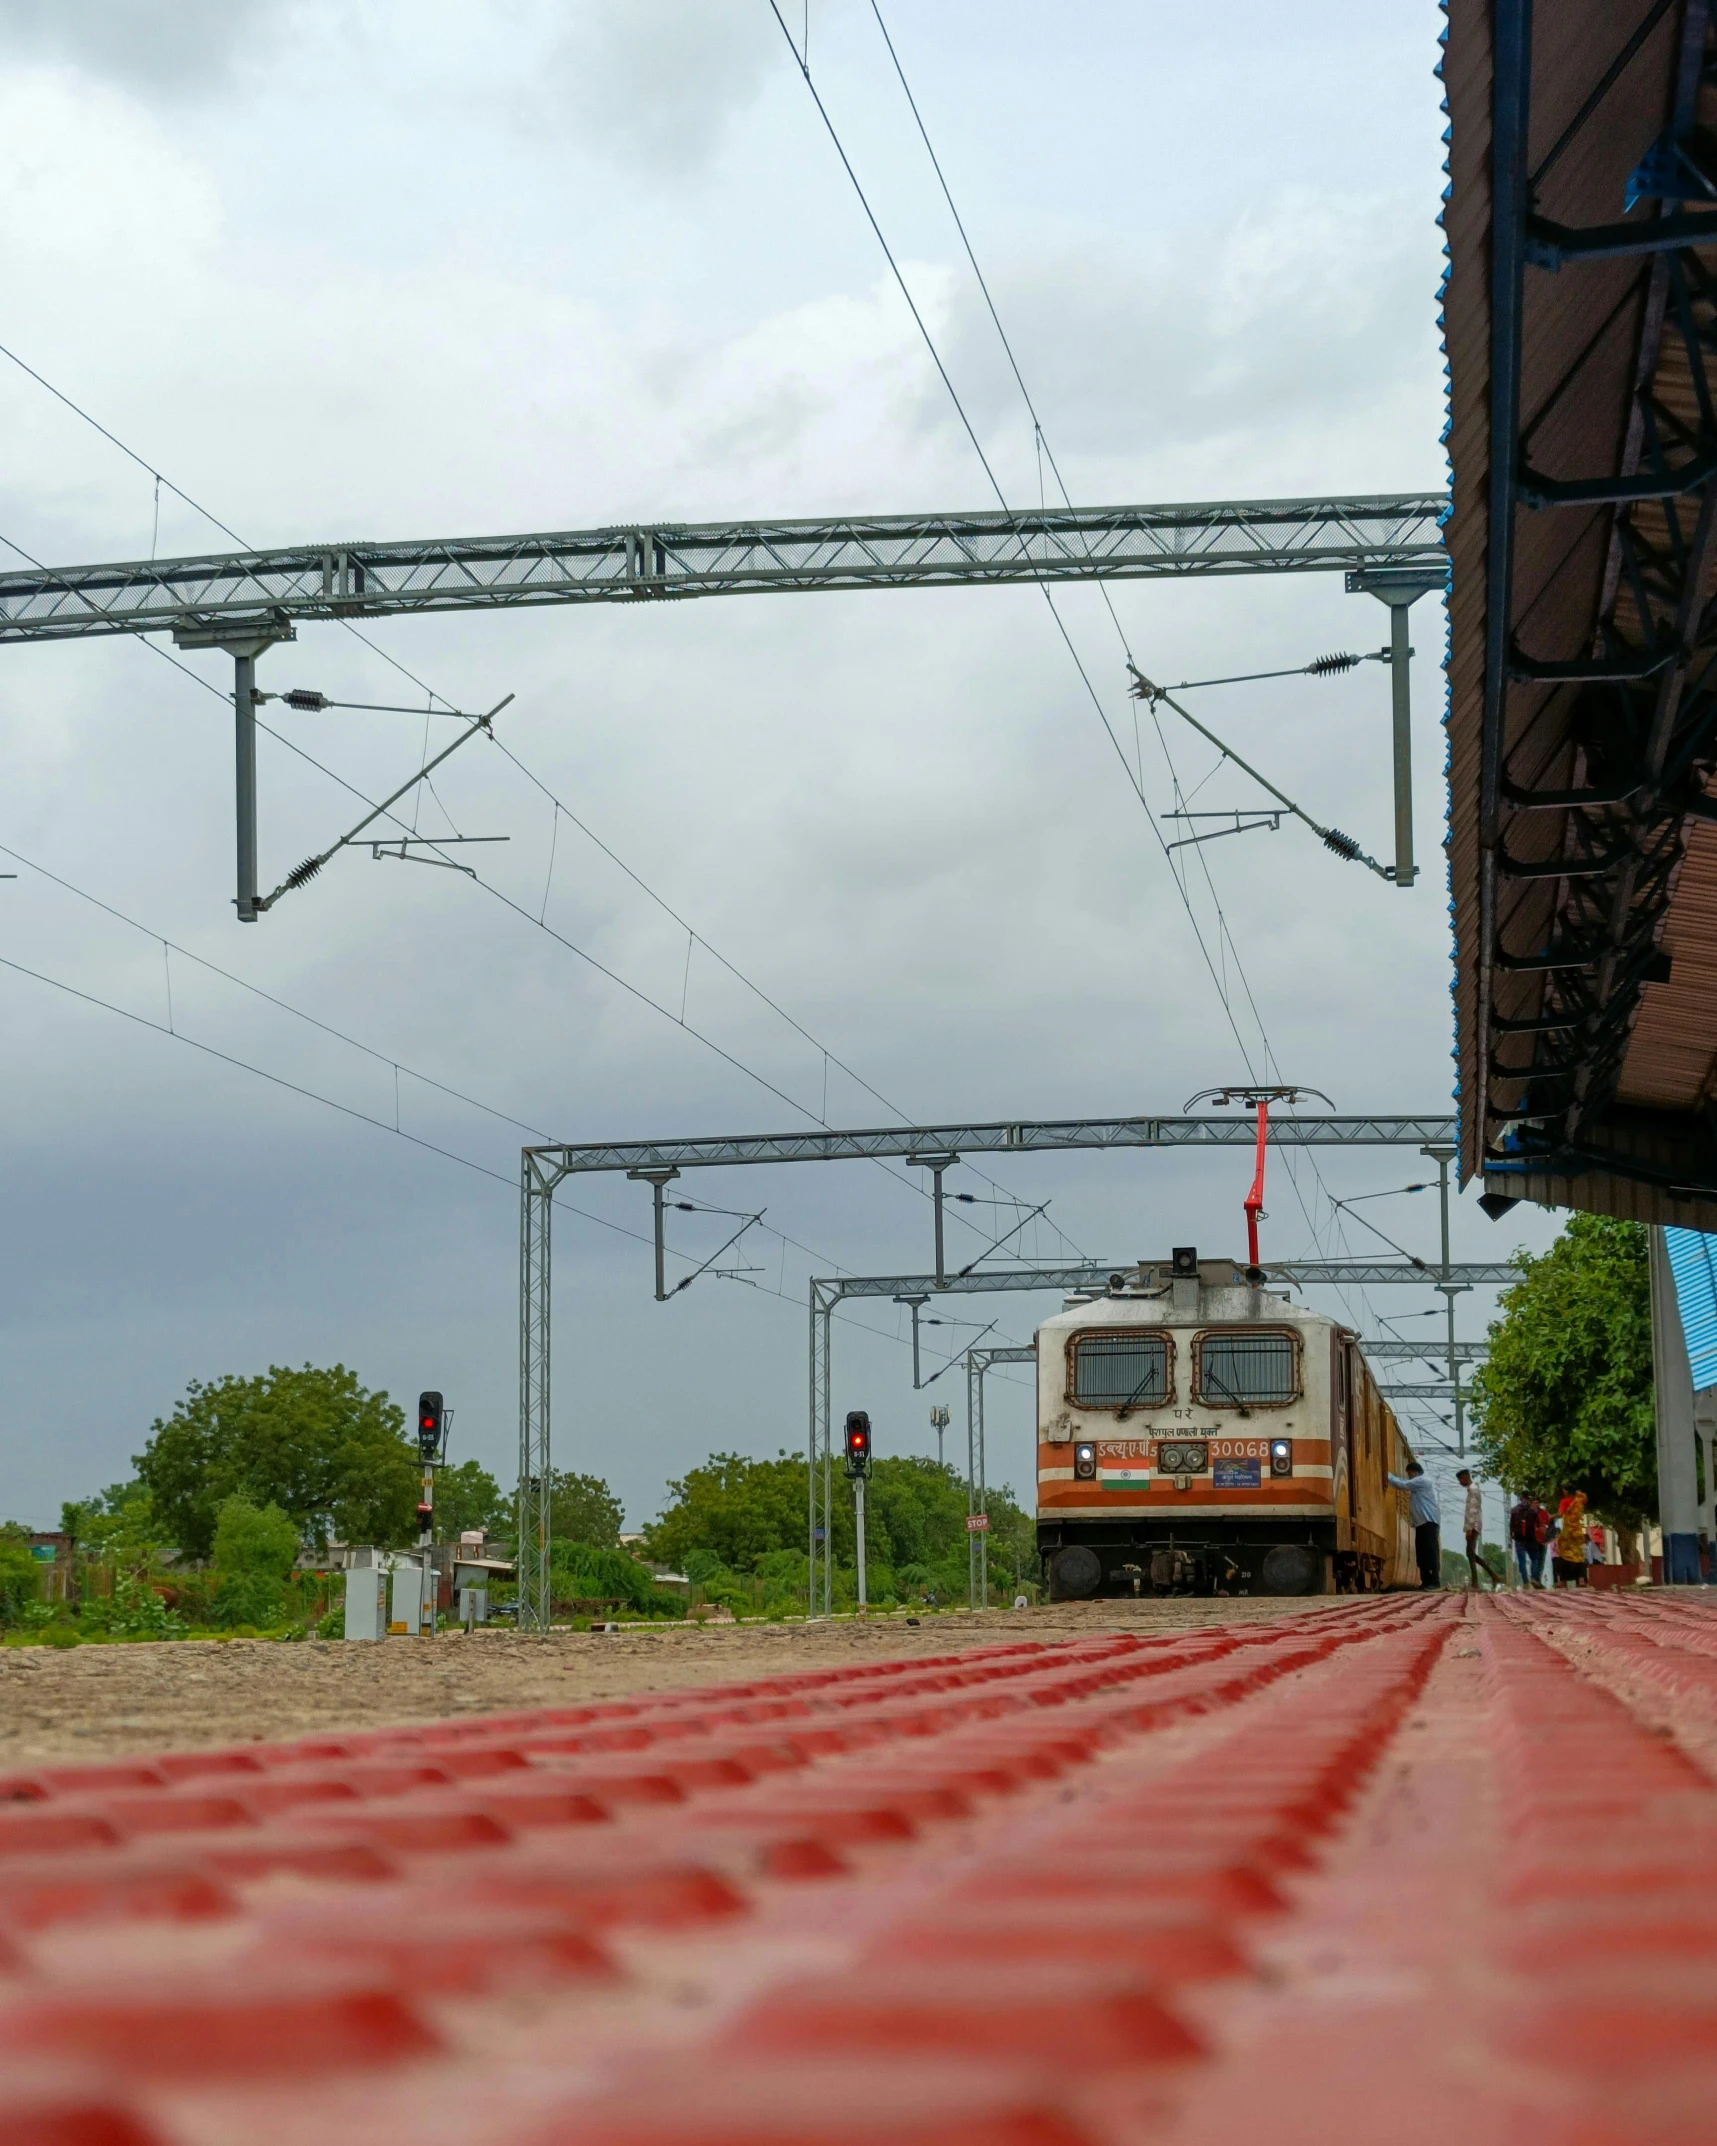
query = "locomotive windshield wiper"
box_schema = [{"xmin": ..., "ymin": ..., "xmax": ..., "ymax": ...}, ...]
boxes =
[
  {"xmin": 1114, "ymin": 1361, "xmax": 1165, "ymax": 1421},
  {"xmin": 1201, "ymin": 1361, "xmax": 1251, "ymax": 1418}
]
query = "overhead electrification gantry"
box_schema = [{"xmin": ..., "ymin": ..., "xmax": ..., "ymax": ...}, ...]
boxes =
[
  {"xmin": 0, "ymin": 495, "xmax": 1447, "ymax": 642},
  {"xmin": 517, "ymin": 1108, "xmax": 1462, "ymax": 1628},
  {"xmin": 0, "ymin": 492, "xmax": 1447, "ymax": 925}
]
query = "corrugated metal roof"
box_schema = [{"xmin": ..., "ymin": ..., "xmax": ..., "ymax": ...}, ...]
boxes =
[
  {"xmin": 1445, "ymin": 0, "xmax": 1717, "ymax": 1227},
  {"xmin": 1666, "ymin": 1224, "xmax": 1717, "ymax": 1389}
]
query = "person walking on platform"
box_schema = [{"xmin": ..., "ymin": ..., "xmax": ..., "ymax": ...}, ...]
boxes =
[
  {"xmin": 1552, "ymin": 1491, "xmax": 1589, "ymax": 1586},
  {"xmin": 1456, "ymin": 1469, "xmax": 1501, "ymax": 1588},
  {"xmin": 1509, "ymin": 1493, "xmax": 1549, "ymax": 1588},
  {"xmin": 1388, "ymin": 1460, "xmax": 1442, "ymax": 1590}
]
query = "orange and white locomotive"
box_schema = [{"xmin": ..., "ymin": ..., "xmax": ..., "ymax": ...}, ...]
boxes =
[{"xmin": 1036, "ymin": 1246, "xmax": 1420, "ymax": 1598}]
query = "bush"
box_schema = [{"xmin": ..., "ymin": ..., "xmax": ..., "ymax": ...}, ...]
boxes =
[
  {"xmin": 210, "ymin": 1496, "xmax": 300, "ymax": 1630},
  {"xmin": 0, "ymin": 1532, "xmax": 42, "ymax": 1624},
  {"xmin": 83, "ymin": 1571, "xmax": 185, "ymax": 1641}
]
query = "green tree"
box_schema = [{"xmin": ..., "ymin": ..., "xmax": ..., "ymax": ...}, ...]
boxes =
[
  {"xmin": 210, "ymin": 1495, "xmax": 300, "ymax": 1628},
  {"xmin": 61, "ymin": 1481, "xmax": 162, "ymax": 1572},
  {"xmin": 1468, "ymin": 1213, "xmax": 1656, "ymax": 1525},
  {"xmin": 136, "ymin": 1364, "xmax": 417, "ymax": 1560},
  {"xmin": 547, "ymin": 1469, "xmax": 623, "ymax": 1551},
  {"xmin": 433, "ymin": 1459, "xmax": 509, "ymax": 1543},
  {"xmin": 646, "ymin": 1451, "xmax": 809, "ymax": 1571},
  {"xmin": 646, "ymin": 1448, "xmax": 1031, "ymax": 1598}
]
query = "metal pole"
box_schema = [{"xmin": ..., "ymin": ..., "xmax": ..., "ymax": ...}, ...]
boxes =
[
  {"xmin": 807, "ymin": 1286, "xmax": 820, "ymax": 1621},
  {"xmin": 820, "ymin": 1295, "xmax": 833, "ymax": 1618},
  {"xmin": 895, "ymin": 1295, "xmax": 930, "ymax": 1387},
  {"xmin": 234, "ymin": 650, "xmax": 258, "ymax": 923},
  {"xmin": 966, "ymin": 1349, "xmax": 979, "ymax": 1609},
  {"xmin": 517, "ymin": 1155, "xmax": 554, "ymax": 1631},
  {"xmin": 976, "ymin": 1355, "xmax": 989, "ymax": 1610},
  {"xmin": 854, "ymin": 1474, "xmax": 867, "ymax": 1612},
  {"xmin": 1423, "ymin": 1143, "xmax": 1464, "ymax": 1456},
  {"xmin": 933, "ymin": 1166, "xmax": 947, "ymax": 1288},
  {"xmin": 809, "ymin": 1282, "xmax": 837, "ymax": 1620},
  {"xmin": 1389, "ymin": 600, "xmax": 1415, "ymax": 891},
  {"xmin": 630, "ymin": 1168, "xmax": 680, "ymax": 1301}
]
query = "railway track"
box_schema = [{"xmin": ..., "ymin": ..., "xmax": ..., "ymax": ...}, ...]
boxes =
[{"xmin": 1, "ymin": 1593, "xmax": 1712, "ymax": 2143}]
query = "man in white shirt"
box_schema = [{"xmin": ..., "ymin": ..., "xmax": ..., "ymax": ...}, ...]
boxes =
[
  {"xmin": 1387, "ymin": 1460, "xmax": 1442, "ymax": 1589},
  {"xmin": 1455, "ymin": 1467, "xmax": 1500, "ymax": 1589}
]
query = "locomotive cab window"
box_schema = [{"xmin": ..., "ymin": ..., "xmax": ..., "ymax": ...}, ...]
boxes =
[
  {"xmin": 1194, "ymin": 1329, "xmax": 1300, "ymax": 1410},
  {"xmin": 1068, "ymin": 1332, "xmax": 1171, "ymax": 1411}
]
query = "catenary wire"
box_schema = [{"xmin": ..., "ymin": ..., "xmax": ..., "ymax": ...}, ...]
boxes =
[
  {"xmin": 809, "ymin": 7, "xmax": 1397, "ymax": 1342},
  {"xmin": 0, "ymin": 354, "xmax": 1076, "ymax": 1263},
  {"xmin": 863, "ymin": 3, "xmax": 1409, "ymax": 1336},
  {"xmin": 0, "ymin": 935, "xmax": 964, "ymax": 1359},
  {"xmin": 0, "ymin": 511, "xmax": 1043, "ymax": 1271}
]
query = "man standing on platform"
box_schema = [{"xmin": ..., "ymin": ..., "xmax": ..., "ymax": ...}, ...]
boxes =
[
  {"xmin": 1456, "ymin": 1468, "xmax": 1502, "ymax": 1588},
  {"xmin": 1388, "ymin": 1459, "xmax": 1442, "ymax": 1590}
]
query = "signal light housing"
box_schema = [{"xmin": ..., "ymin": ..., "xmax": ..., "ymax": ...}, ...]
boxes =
[
  {"xmin": 417, "ymin": 1390, "xmax": 445, "ymax": 1460},
  {"xmin": 1073, "ymin": 1441, "xmax": 1098, "ymax": 1481},
  {"xmin": 1269, "ymin": 1438, "xmax": 1293, "ymax": 1478},
  {"xmin": 843, "ymin": 1410, "xmax": 872, "ymax": 1478}
]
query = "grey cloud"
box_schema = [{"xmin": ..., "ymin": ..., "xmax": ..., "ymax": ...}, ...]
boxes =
[
  {"xmin": 0, "ymin": 0, "xmax": 282, "ymax": 94},
  {"xmin": 542, "ymin": 0, "xmax": 778, "ymax": 174},
  {"xmin": 939, "ymin": 200, "xmax": 1443, "ymax": 471}
]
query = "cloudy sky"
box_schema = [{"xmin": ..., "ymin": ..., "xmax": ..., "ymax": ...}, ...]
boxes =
[{"xmin": 0, "ymin": 0, "xmax": 1530, "ymax": 1542}]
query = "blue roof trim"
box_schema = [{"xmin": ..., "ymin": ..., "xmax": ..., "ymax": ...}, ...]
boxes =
[{"xmin": 1666, "ymin": 1226, "xmax": 1717, "ymax": 1392}]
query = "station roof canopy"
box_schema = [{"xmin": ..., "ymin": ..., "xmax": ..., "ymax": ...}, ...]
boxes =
[{"xmin": 1447, "ymin": 0, "xmax": 1717, "ymax": 1231}]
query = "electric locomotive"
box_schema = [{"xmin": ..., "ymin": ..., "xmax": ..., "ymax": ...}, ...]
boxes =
[{"xmin": 1036, "ymin": 1245, "xmax": 1420, "ymax": 1597}]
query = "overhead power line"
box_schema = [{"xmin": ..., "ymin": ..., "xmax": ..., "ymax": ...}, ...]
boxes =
[
  {"xmin": 797, "ymin": 3, "xmax": 1396, "ymax": 1337},
  {"xmin": 0, "ymin": 350, "xmax": 1077, "ymax": 1259}
]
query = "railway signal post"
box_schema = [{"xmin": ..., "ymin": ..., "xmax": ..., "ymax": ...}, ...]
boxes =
[
  {"xmin": 415, "ymin": 1390, "xmax": 446, "ymax": 1637},
  {"xmin": 844, "ymin": 1412, "xmax": 872, "ymax": 1612}
]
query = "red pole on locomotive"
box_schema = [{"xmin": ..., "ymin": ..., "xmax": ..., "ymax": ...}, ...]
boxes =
[
  {"xmin": 1185, "ymin": 1083, "xmax": 1333, "ymax": 1271},
  {"xmin": 1244, "ymin": 1095, "xmax": 1268, "ymax": 1267}
]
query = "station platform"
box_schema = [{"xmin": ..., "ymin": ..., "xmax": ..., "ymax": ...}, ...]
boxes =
[{"xmin": 2, "ymin": 1592, "xmax": 1713, "ymax": 2144}]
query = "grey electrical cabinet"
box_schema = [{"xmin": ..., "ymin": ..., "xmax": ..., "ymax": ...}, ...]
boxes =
[{"xmin": 343, "ymin": 1564, "xmax": 387, "ymax": 1642}]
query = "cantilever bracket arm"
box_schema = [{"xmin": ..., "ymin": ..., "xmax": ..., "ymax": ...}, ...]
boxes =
[{"xmin": 255, "ymin": 694, "xmax": 513, "ymax": 913}]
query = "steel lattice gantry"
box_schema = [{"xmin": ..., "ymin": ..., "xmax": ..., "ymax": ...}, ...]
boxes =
[
  {"xmin": 516, "ymin": 1106, "xmax": 1460, "ymax": 1628},
  {"xmin": 1, "ymin": 491, "xmax": 1446, "ymax": 927},
  {"xmin": 1445, "ymin": 0, "xmax": 1717, "ymax": 1228},
  {"xmin": 0, "ymin": 495, "xmax": 1448, "ymax": 643}
]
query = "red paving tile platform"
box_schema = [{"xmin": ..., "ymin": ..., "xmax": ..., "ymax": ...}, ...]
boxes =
[{"xmin": 4, "ymin": 1593, "xmax": 1716, "ymax": 2145}]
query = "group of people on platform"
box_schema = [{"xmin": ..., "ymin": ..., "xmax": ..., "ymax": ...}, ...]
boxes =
[
  {"xmin": 1507, "ymin": 1488, "xmax": 1607, "ymax": 1587},
  {"xmin": 1382, "ymin": 1461, "xmax": 1607, "ymax": 1591}
]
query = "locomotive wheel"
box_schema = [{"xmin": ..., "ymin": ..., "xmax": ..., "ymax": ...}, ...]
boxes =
[
  {"xmin": 1048, "ymin": 1545, "xmax": 1102, "ymax": 1600},
  {"xmin": 1259, "ymin": 1543, "xmax": 1323, "ymax": 1596}
]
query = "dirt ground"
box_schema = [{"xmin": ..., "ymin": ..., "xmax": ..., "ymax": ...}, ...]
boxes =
[{"xmin": 0, "ymin": 1596, "xmax": 1351, "ymax": 1763}]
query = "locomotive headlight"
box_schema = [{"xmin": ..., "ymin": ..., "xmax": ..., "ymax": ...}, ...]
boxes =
[
  {"xmin": 1073, "ymin": 1442, "xmax": 1098, "ymax": 1481},
  {"xmin": 1269, "ymin": 1438, "xmax": 1293, "ymax": 1477}
]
